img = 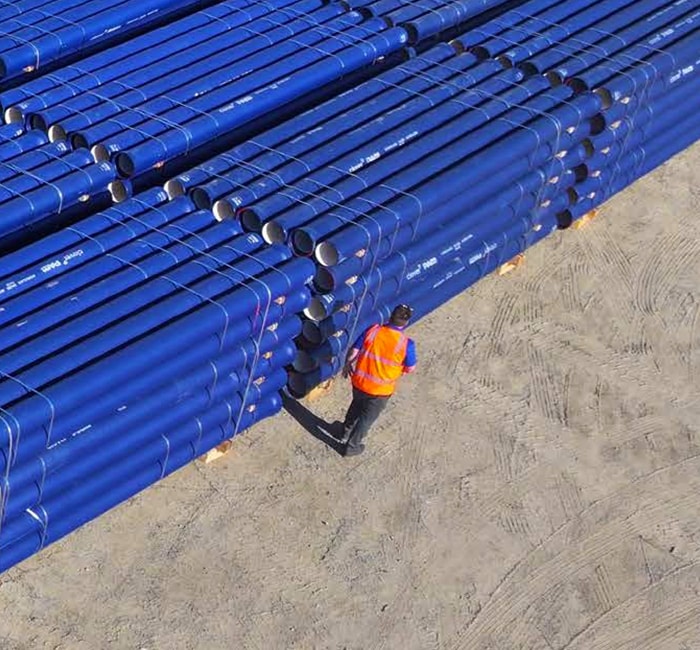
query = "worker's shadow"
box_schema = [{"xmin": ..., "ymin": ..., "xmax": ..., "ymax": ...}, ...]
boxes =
[{"xmin": 281, "ymin": 393, "xmax": 346, "ymax": 456}]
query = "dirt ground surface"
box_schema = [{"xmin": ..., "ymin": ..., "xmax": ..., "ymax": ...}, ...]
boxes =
[{"xmin": 0, "ymin": 143, "xmax": 699, "ymax": 650}]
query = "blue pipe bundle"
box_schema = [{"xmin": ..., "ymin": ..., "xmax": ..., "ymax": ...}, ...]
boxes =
[
  {"xmin": 0, "ymin": 190, "xmax": 314, "ymax": 572},
  {"xmin": 0, "ymin": 0, "xmax": 698, "ymax": 573},
  {"xmin": 0, "ymin": 0, "xmax": 219, "ymax": 82},
  {"xmin": 164, "ymin": 0, "xmax": 700, "ymax": 396},
  {"xmin": 346, "ymin": 0, "xmax": 516, "ymax": 42},
  {"xmin": 1, "ymin": 0, "xmax": 410, "ymax": 179},
  {"xmin": 0, "ymin": 125, "xmax": 116, "ymax": 252}
]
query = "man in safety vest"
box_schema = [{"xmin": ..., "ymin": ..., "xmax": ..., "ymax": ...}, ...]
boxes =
[{"xmin": 341, "ymin": 304, "xmax": 417, "ymax": 457}]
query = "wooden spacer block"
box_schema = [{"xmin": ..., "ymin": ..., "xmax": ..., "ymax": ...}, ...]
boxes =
[
  {"xmin": 305, "ymin": 378, "xmax": 335, "ymax": 402},
  {"xmin": 572, "ymin": 209, "xmax": 600, "ymax": 230},
  {"xmin": 497, "ymin": 253, "xmax": 525, "ymax": 276},
  {"xmin": 200, "ymin": 439, "xmax": 235, "ymax": 464}
]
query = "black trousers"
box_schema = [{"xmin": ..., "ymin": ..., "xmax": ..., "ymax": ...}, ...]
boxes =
[{"xmin": 343, "ymin": 387, "xmax": 390, "ymax": 451}]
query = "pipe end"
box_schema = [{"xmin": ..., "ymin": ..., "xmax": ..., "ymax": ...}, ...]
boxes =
[
  {"xmin": 315, "ymin": 241, "xmax": 339, "ymax": 268},
  {"xmin": 115, "ymin": 153, "xmax": 135, "ymax": 178},
  {"xmin": 303, "ymin": 297, "xmax": 328, "ymax": 323},
  {"xmin": 557, "ymin": 210, "xmax": 573, "ymax": 230},
  {"xmin": 109, "ymin": 180, "xmax": 130, "ymax": 203},
  {"xmin": 292, "ymin": 350, "xmax": 317, "ymax": 373},
  {"xmin": 291, "ymin": 230, "xmax": 314, "ymax": 256},
  {"xmin": 164, "ymin": 178, "xmax": 185, "ymax": 199},
  {"xmin": 301, "ymin": 319, "xmax": 323, "ymax": 345},
  {"xmin": 48, "ymin": 124, "xmax": 67, "ymax": 142},
  {"xmin": 519, "ymin": 62, "xmax": 539, "ymax": 78},
  {"xmin": 212, "ymin": 199, "xmax": 234, "ymax": 223},
  {"xmin": 313, "ymin": 266, "xmax": 335, "ymax": 294},
  {"xmin": 190, "ymin": 187, "xmax": 213, "ymax": 211},
  {"xmin": 496, "ymin": 55, "xmax": 513, "ymax": 69},
  {"xmin": 4, "ymin": 107, "xmax": 23, "ymax": 124},
  {"xmin": 594, "ymin": 87, "xmax": 613, "ymax": 110},
  {"xmin": 240, "ymin": 208, "xmax": 262, "ymax": 232},
  {"xmin": 286, "ymin": 373, "xmax": 309, "ymax": 399},
  {"xmin": 261, "ymin": 220, "xmax": 285, "ymax": 244}
]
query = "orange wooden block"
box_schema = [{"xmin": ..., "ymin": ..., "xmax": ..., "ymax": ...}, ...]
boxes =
[
  {"xmin": 305, "ymin": 378, "xmax": 335, "ymax": 401},
  {"xmin": 497, "ymin": 253, "xmax": 525, "ymax": 276},
  {"xmin": 572, "ymin": 209, "xmax": 600, "ymax": 230},
  {"xmin": 200, "ymin": 439, "xmax": 235, "ymax": 464}
]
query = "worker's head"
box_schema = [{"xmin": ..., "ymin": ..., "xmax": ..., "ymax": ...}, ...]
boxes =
[{"xmin": 389, "ymin": 304, "xmax": 413, "ymax": 328}]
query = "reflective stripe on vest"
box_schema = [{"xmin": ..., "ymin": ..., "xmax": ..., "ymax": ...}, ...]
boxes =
[{"xmin": 352, "ymin": 324, "xmax": 408, "ymax": 396}]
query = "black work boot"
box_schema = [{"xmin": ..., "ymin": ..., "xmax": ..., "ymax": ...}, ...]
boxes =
[{"xmin": 343, "ymin": 444, "xmax": 365, "ymax": 457}]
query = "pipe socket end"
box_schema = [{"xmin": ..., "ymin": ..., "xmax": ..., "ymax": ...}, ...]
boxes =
[
  {"xmin": 164, "ymin": 179, "xmax": 185, "ymax": 199},
  {"xmin": 212, "ymin": 200, "xmax": 234, "ymax": 223},
  {"xmin": 109, "ymin": 180, "xmax": 130, "ymax": 203},
  {"xmin": 48, "ymin": 124, "xmax": 67, "ymax": 142},
  {"xmin": 315, "ymin": 242, "xmax": 339, "ymax": 268},
  {"xmin": 4, "ymin": 107, "xmax": 23, "ymax": 124}
]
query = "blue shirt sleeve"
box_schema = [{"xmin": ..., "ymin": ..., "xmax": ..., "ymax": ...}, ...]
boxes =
[
  {"xmin": 352, "ymin": 327, "xmax": 369, "ymax": 351},
  {"xmin": 404, "ymin": 339, "xmax": 417, "ymax": 367}
]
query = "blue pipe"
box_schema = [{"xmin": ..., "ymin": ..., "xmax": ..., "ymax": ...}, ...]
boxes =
[
  {"xmin": 0, "ymin": 267, "xmax": 312, "ymax": 470},
  {"xmin": 0, "ymin": 243, "xmax": 296, "ymax": 405},
  {"xmin": 36, "ymin": 0, "xmax": 338, "ymax": 137},
  {"xmin": 246, "ymin": 72, "xmax": 557, "ymax": 243},
  {"xmin": 0, "ymin": 392, "xmax": 283, "ymax": 572},
  {"xmin": 6, "ymin": 0, "xmax": 308, "ymax": 125},
  {"xmin": 1, "ymin": 354, "xmax": 293, "ymax": 521},
  {"xmin": 0, "ymin": 228, "xmax": 267, "ymax": 368},
  {"xmin": 0, "ymin": 0, "xmax": 220, "ymax": 81},
  {"xmin": 469, "ymin": 0, "xmax": 604, "ymax": 59},
  {"xmin": 313, "ymin": 91, "xmax": 602, "ymax": 268},
  {"xmin": 0, "ymin": 189, "xmax": 183, "ymax": 304},
  {"xmin": 67, "ymin": 11, "xmax": 384, "ymax": 151},
  {"xmin": 196, "ymin": 48, "xmax": 491, "ymax": 214},
  {"xmin": 112, "ymin": 27, "xmax": 410, "ymax": 176},
  {"xmin": 164, "ymin": 44, "xmax": 454, "ymax": 199},
  {"xmin": 216, "ymin": 57, "xmax": 511, "ymax": 228}
]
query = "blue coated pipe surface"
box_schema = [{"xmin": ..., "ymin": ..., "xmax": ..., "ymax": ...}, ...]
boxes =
[{"xmin": 0, "ymin": 0, "xmax": 221, "ymax": 81}]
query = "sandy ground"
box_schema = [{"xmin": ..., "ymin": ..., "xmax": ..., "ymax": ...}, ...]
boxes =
[{"xmin": 0, "ymin": 142, "xmax": 699, "ymax": 650}]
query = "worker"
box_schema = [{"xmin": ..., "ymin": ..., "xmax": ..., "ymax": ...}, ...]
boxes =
[{"xmin": 340, "ymin": 304, "xmax": 417, "ymax": 457}]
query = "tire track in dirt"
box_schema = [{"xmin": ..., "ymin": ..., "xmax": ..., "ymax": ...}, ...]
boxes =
[
  {"xmin": 370, "ymin": 408, "xmax": 430, "ymax": 650},
  {"xmin": 445, "ymin": 452, "xmax": 700, "ymax": 650},
  {"xmin": 635, "ymin": 232, "xmax": 700, "ymax": 318},
  {"xmin": 592, "ymin": 562, "xmax": 618, "ymax": 613},
  {"xmin": 519, "ymin": 244, "xmax": 570, "ymax": 327},
  {"xmin": 527, "ymin": 344, "xmax": 567, "ymax": 425},
  {"xmin": 563, "ymin": 261, "xmax": 585, "ymax": 313},
  {"xmin": 485, "ymin": 292, "xmax": 518, "ymax": 360},
  {"xmin": 687, "ymin": 299, "xmax": 699, "ymax": 382},
  {"xmin": 562, "ymin": 561, "xmax": 698, "ymax": 650},
  {"xmin": 580, "ymin": 587, "xmax": 700, "ymax": 650},
  {"xmin": 577, "ymin": 227, "xmax": 637, "ymax": 325}
]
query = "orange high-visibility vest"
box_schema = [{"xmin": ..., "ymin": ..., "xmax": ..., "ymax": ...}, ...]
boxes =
[{"xmin": 352, "ymin": 324, "xmax": 408, "ymax": 396}]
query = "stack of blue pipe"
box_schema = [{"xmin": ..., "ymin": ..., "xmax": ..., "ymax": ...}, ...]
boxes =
[
  {"xmin": 0, "ymin": 0, "xmax": 523, "ymax": 572},
  {"xmin": 0, "ymin": 0, "xmax": 517, "ymax": 252},
  {"xmin": 165, "ymin": 0, "xmax": 700, "ymax": 396},
  {"xmin": 0, "ymin": 124, "xmax": 115, "ymax": 251},
  {"xmin": 1, "ymin": 0, "xmax": 410, "ymax": 179},
  {"xmin": 0, "ymin": 0, "xmax": 699, "ymax": 573},
  {"xmin": 0, "ymin": 188, "xmax": 314, "ymax": 572},
  {"xmin": 0, "ymin": 0, "xmax": 219, "ymax": 83},
  {"xmin": 347, "ymin": 0, "xmax": 515, "ymax": 42}
]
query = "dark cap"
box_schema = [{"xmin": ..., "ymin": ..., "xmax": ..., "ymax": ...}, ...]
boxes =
[{"xmin": 390, "ymin": 304, "xmax": 413, "ymax": 326}]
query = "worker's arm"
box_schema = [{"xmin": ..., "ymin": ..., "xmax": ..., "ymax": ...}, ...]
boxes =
[
  {"xmin": 343, "ymin": 347, "xmax": 360, "ymax": 378},
  {"xmin": 402, "ymin": 339, "xmax": 417, "ymax": 375},
  {"xmin": 343, "ymin": 328, "xmax": 366, "ymax": 379}
]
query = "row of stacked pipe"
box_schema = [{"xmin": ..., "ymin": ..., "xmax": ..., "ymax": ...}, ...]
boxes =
[
  {"xmin": 0, "ymin": 0, "xmax": 698, "ymax": 572},
  {"xmin": 0, "ymin": 0, "xmax": 518, "ymax": 573},
  {"xmin": 171, "ymin": 0, "xmax": 700, "ymax": 395}
]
